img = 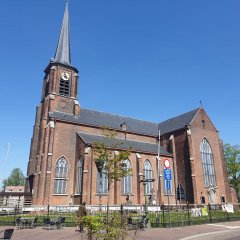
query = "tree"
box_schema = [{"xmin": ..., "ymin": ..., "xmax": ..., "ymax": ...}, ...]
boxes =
[
  {"xmin": 2, "ymin": 168, "xmax": 25, "ymax": 190},
  {"xmin": 93, "ymin": 128, "xmax": 131, "ymax": 220},
  {"xmin": 224, "ymin": 144, "xmax": 240, "ymax": 197}
]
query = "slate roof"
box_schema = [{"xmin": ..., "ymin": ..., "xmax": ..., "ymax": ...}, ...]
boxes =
[
  {"xmin": 158, "ymin": 108, "xmax": 200, "ymax": 135},
  {"xmin": 77, "ymin": 132, "xmax": 171, "ymax": 155},
  {"xmin": 50, "ymin": 109, "xmax": 159, "ymax": 136},
  {"xmin": 50, "ymin": 108, "xmax": 199, "ymax": 136},
  {"xmin": 54, "ymin": 2, "xmax": 71, "ymax": 66}
]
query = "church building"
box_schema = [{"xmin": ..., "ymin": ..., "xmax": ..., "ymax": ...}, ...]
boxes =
[{"xmin": 26, "ymin": 2, "xmax": 235, "ymax": 206}]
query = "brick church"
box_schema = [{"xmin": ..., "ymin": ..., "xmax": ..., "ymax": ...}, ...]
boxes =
[{"xmin": 26, "ymin": 2, "xmax": 236, "ymax": 206}]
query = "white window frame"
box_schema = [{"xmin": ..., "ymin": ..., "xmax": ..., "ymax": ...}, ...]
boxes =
[
  {"xmin": 200, "ymin": 138, "xmax": 216, "ymax": 187},
  {"xmin": 122, "ymin": 159, "xmax": 132, "ymax": 194},
  {"xmin": 143, "ymin": 160, "xmax": 153, "ymax": 195},
  {"xmin": 54, "ymin": 157, "xmax": 68, "ymax": 194}
]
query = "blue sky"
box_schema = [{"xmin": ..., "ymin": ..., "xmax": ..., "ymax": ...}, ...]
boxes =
[{"xmin": 0, "ymin": 0, "xmax": 239, "ymax": 184}]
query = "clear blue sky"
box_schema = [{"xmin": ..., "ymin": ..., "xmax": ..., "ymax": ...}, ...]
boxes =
[{"xmin": 0, "ymin": 0, "xmax": 239, "ymax": 184}]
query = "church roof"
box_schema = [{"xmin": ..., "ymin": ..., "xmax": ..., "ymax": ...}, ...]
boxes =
[
  {"xmin": 158, "ymin": 108, "xmax": 200, "ymax": 135},
  {"xmin": 50, "ymin": 108, "xmax": 159, "ymax": 136},
  {"xmin": 79, "ymin": 109, "xmax": 159, "ymax": 136},
  {"xmin": 54, "ymin": 1, "xmax": 71, "ymax": 66},
  {"xmin": 50, "ymin": 108, "xmax": 200, "ymax": 136},
  {"xmin": 77, "ymin": 132, "xmax": 171, "ymax": 155}
]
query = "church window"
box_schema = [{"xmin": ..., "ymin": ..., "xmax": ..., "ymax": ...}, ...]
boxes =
[
  {"xmin": 143, "ymin": 160, "xmax": 153, "ymax": 195},
  {"xmin": 59, "ymin": 79, "xmax": 70, "ymax": 97},
  {"xmin": 200, "ymin": 138, "xmax": 216, "ymax": 187},
  {"xmin": 76, "ymin": 158, "xmax": 83, "ymax": 195},
  {"xmin": 97, "ymin": 165, "xmax": 108, "ymax": 194},
  {"xmin": 54, "ymin": 157, "xmax": 68, "ymax": 194},
  {"xmin": 122, "ymin": 159, "xmax": 132, "ymax": 194}
]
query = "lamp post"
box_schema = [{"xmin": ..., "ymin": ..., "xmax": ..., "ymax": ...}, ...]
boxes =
[
  {"xmin": 95, "ymin": 159, "xmax": 105, "ymax": 215},
  {"xmin": 140, "ymin": 175, "xmax": 155, "ymax": 228}
]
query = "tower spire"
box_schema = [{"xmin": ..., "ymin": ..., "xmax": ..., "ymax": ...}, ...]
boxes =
[{"xmin": 54, "ymin": 1, "xmax": 71, "ymax": 66}]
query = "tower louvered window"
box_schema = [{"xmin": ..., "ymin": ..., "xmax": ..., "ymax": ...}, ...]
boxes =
[
  {"xmin": 54, "ymin": 158, "xmax": 68, "ymax": 194},
  {"xmin": 200, "ymin": 138, "xmax": 216, "ymax": 187},
  {"xmin": 59, "ymin": 79, "xmax": 70, "ymax": 96}
]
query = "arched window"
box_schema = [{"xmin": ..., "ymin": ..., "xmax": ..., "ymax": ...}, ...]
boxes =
[
  {"xmin": 200, "ymin": 138, "xmax": 216, "ymax": 187},
  {"xmin": 54, "ymin": 157, "xmax": 68, "ymax": 194},
  {"xmin": 97, "ymin": 165, "xmax": 108, "ymax": 194},
  {"xmin": 122, "ymin": 160, "xmax": 132, "ymax": 194},
  {"xmin": 143, "ymin": 160, "xmax": 153, "ymax": 194},
  {"xmin": 76, "ymin": 159, "xmax": 83, "ymax": 194}
]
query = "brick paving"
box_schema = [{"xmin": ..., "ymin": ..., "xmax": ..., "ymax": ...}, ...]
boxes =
[{"xmin": 1, "ymin": 221, "xmax": 240, "ymax": 240}]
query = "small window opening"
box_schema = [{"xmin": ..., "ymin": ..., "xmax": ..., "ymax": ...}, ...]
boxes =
[
  {"xmin": 221, "ymin": 196, "xmax": 225, "ymax": 203},
  {"xmin": 201, "ymin": 119, "xmax": 205, "ymax": 128},
  {"xmin": 201, "ymin": 196, "xmax": 205, "ymax": 204}
]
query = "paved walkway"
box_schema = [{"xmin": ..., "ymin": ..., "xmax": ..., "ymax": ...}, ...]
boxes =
[{"xmin": 1, "ymin": 221, "xmax": 240, "ymax": 239}]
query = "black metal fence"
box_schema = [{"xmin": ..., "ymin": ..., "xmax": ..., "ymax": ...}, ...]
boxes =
[
  {"xmin": 149, "ymin": 203, "xmax": 240, "ymax": 228},
  {"xmin": 0, "ymin": 203, "xmax": 240, "ymax": 228}
]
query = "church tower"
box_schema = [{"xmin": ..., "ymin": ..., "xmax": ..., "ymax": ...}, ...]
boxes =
[
  {"xmin": 42, "ymin": 1, "xmax": 79, "ymax": 116},
  {"xmin": 26, "ymin": 2, "xmax": 79, "ymax": 205}
]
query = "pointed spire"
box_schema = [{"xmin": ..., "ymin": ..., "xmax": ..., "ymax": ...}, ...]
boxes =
[{"xmin": 54, "ymin": 1, "xmax": 71, "ymax": 66}]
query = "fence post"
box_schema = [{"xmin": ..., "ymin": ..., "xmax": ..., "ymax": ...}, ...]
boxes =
[
  {"xmin": 14, "ymin": 205, "xmax": 17, "ymax": 224},
  {"xmin": 47, "ymin": 204, "xmax": 50, "ymax": 217},
  {"xmin": 187, "ymin": 201, "xmax": 190, "ymax": 226},
  {"xmin": 208, "ymin": 203, "xmax": 212, "ymax": 223},
  {"xmin": 156, "ymin": 209, "xmax": 160, "ymax": 227},
  {"xmin": 226, "ymin": 209, "xmax": 229, "ymax": 221},
  {"xmin": 161, "ymin": 203, "xmax": 165, "ymax": 228},
  {"xmin": 120, "ymin": 204, "xmax": 123, "ymax": 227}
]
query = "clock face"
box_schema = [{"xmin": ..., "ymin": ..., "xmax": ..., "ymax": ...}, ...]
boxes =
[{"xmin": 61, "ymin": 72, "xmax": 70, "ymax": 81}]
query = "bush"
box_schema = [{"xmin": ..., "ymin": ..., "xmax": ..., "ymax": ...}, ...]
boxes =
[{"xmin": 83, "ymin": 213, "xmax": 130, "ymax": 240}]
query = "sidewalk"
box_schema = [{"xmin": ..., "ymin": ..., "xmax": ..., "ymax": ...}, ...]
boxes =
[{"xmin": 1, "ymin": 221, "xmax": 240, "ymax": 240}]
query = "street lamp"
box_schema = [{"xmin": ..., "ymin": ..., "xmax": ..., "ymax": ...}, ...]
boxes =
[
  {"xmin": 95, "ymin": 158, "xmax": 105, "ymax": 215},
  {"xmin": 140, "ymin": 175, "xmax": 155, "ymax": 228}
]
